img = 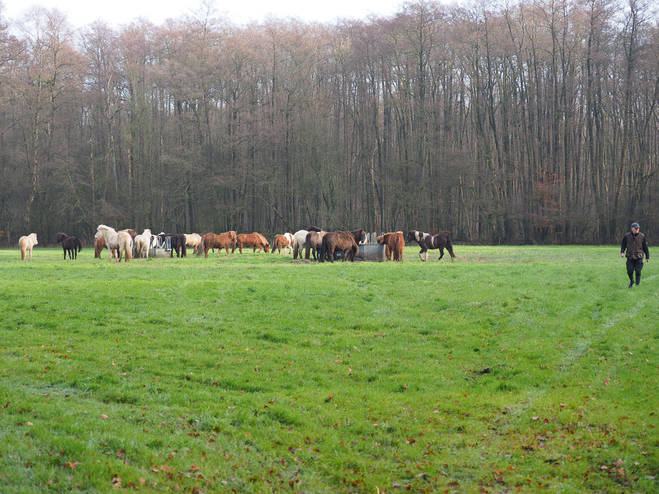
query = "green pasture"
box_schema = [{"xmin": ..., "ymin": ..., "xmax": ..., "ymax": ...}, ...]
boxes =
[{"xmin": 0, "ymin": 245, "xmax": 657, "ymax": 493}]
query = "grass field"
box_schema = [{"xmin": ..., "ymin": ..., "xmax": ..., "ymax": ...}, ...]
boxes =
[{"xmin": 0, "ymin": 245, "xmax": 657, "ymax": 493}]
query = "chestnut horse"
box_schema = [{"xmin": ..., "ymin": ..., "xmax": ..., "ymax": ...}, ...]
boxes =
[
  {"xmin": 271, "ymin": 233, "xmax": 294, "ymax": 254},
  {"xmin": 19, "ymin": 233, "xmax": 38, "ymax": 261},
  {"xmin": 200, "ymin": 231, "xmax": 236, "ymax": 258},
  {"xmin": 305, "ymin": 231, "xmax": 326, "ymax": 260},
  {"xmin": 319, "ymin": 229, "xmax": 365, "ymax": 263},
  {"xmin": 377, "ymin": 232, "xmax": 405, "ymax": 261},
  {"xmin": 407, "ymin": 230, "xmax": 456, "ymax": 262},
  {"xmin": 94, "ymin": 237, "xmax": 106, "ymax": 258},
  {"xmin": 233, "ymin": 232, "xmax": 270, "ymax": 254},
  {"xmin": 56, "ymin": 232, "xmax": 83, "ymax": 260}
]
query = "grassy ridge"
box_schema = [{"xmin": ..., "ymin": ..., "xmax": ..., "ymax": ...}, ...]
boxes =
[{"xmin": 0, "ymin": 246, "xmax": 657, "ymax": 493}]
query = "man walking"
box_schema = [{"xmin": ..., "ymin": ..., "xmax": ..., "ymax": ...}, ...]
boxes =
[{"xmin": 621, "ymin": 222, "xmax": 650, "ymax": 287}]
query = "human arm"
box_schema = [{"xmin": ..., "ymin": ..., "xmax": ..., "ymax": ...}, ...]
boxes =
[
  {"xmin": 643, "ymin": 235, "xmax": 650, "ymax": 261},
  {"xmin": 621, "ymin": 234, "xmax": 627, "ymax": 257}
]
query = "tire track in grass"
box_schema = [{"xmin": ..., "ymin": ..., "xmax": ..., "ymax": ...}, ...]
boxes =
[{"xmin": 510, "ymin": 283, "xmax": 653, "ymax": 418}]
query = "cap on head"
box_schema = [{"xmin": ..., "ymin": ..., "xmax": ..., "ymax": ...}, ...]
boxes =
[{"xmin": 631, "ymin": 223, "xmax": 640, "ymax": 229}]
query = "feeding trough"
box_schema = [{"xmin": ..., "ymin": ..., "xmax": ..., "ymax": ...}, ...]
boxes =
[
  {"xmin": 335, "ymin": 243, "xmax": 387, "ymax": 261},
  {"xmin": 150, "ymin": 235, "xmax": 172, "ymax": 258},
  {"xmin": 356, "ymin": 243, "xmax": 387, "ymax": 262}
]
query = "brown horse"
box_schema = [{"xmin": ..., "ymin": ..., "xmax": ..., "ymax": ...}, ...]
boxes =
[
  {"xmin": 200, "ymin": 231, "xmax": 236, "ymax": 258},
  {"xmin": 305, "ymin": 231, "xmax": 326, "ymax": 260},
  {"xmin": 94, "ymin": 237, "xmax": 106, "ymax": 258},
  {"xmin": 319, "ymin": 231, "xmax": 360, "ymax": 263},
  {"xmin": 233, "ymin": 232, "xmax": 270, "ymax": 254},
  {"xmin": 377, "ymin": 232, "xmax": 405, "ymax": 261}
]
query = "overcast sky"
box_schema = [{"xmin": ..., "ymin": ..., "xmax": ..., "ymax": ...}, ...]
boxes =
[{"xmin": 1, "ymin": 0, "xmax": 410, "ymax": 28}]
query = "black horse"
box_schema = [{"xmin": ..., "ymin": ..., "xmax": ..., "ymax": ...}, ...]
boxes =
[
  {"xmin": 56, "ymin": 232, "xmax": 83, "ymax": 260},
  {"xmin": 407, "ymin": 230, "xmax": 456, "ymax": 262},
  {"xmin": 158, "ymin": 233, "xmax": 187, "ymax": 257}
]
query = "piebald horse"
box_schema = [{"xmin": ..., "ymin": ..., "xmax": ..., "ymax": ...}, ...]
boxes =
[{"xmin": 407, "ymin": 230, "xmax": 456, "ymax": 262}]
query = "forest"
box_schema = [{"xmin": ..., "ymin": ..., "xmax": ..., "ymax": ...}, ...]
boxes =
[{"xmin": 0, "ymin": 0, "xmax": 658, "ymax": 245}]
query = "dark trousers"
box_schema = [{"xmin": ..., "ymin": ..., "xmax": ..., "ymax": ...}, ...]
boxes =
[{"xmin": 626, "ymin": 258, "xmax": 644, "ymax": 283}]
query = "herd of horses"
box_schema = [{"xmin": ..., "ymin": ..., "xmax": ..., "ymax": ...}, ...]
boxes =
[{"xmin": 17, "ymin": 226, "xmax": 457, "ymax": 263}]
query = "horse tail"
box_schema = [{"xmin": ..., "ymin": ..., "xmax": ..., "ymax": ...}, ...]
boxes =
[
  {"xmin": 125, "ymin": 242, "xmax": 132, "ymax": 262},
  {"xmin": 76, "ymin": 239, "xmax": 83, "ymax": 253},
  {"xmin": 446, "ymin": 235, "xmax": 456, "ymax": 259},
  {"xmin": 304, "ymin": 234, "xmax": 312, "ymax": 260},
  {"xmin": 318, "ymin": 236, "xmax": 327, "ymax": 263}
]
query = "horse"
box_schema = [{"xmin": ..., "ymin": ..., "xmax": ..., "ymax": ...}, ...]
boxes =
[
  {"xmin": 94, "ymin": 237, "xmax": 106, "ymax": 258},
  {"xmin": 305, "ymin": 231, "xmax": 326, "ymax": 260},
  {"xmin": 318, "ymin": 229, "xmax": 366, "ymax": 262},
  {"xmin": 407, "ymin": 230, "xmax": 456, "ymax": 262},
  {"xmin": 56, "ymin": 232, "xmax": 83, "ymax": 260},
  {"xmin": 200, "ymin": 231, "xmax": 236, "ymax": 258},
  {"xmin": 134, "ymin": 229, "xmax": 152, "ymax": 258},
  {"xmin": 185, "ymin": 233, "xmax": 203, "ymax": 253},
  {"xmin": 18, "ymin": 233, "xmax": 38, "ymax": 261},
  {"xmin": 122, "ymin": 229, "xmax": 138, "ymax": 241},
  {"xmin": 271, "ymin": 233, "xmax": 294, "ymax": 254},
  {"xmin": 292, "ymin": 230, "xmax": 309, "ymax": 260},
  {"xmin": 376, "ymin": 232, "xmax": 405, "ymax": 261},
  {"xmin": 95, "ymin": 225, "xmax": 132, "ymax": 262},
  {"xmin": 169, "ymin": 234, "xmax": 187, "ymax": 257},
  {"xmin": 233, "ymin": 232, "xmax": 270, "ymax": 254},
  {"xmin": 319, "ymin": 232, "xmax": 360, "ymax": 263}
]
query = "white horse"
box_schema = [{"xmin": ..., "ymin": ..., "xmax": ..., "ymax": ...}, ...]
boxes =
[
  {"xmin": 292, "ymin": 230, "xmax": 309, "ymax": 260},
  {"xmin": 19, "ymin": 233, "xmax": 38, "ymax": 261},
  {"xmin": 134, "ymin": 229, "xmax": 152, "ymax": 258},
  {"xmin": 95, "ymin": 225, "xmax": 133, "ymax": 262}
]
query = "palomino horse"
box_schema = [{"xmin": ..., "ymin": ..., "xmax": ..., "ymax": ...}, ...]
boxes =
[
  {"xmin": 377, "ymin": 232, "xmax": 405, "ymax": 261},
  {"xmin": 233, "ymin": 233, "xmax": 270, "ymax": 254},
  {"xmin": 292, "ymin": 230, "xmax": 308, "ymax": 260},
  {"xmin": 95, "ymin": 225, "xmax": 133, "ymax": 262},
  {"xmin": 200, "ymin": 231, "xmax": 236, "ymax": 258},
  {"xmin": 305, "ymin": 231, "xmax": 326, "ymax": 260},
  {"xmin": 407, "ymin": 230, "xmax": 456, "ymax": 262},
  {"xmin": 56, "ymin": 232, "xmax": 83, "ymax": 260},
  {"xmin": 319, "ymin": 231, "xmax": 360, "ymax": 263},
  {"xmin": 271, "ymin": 233, "xmax": 294, "ymax": 254},
  {"xmin": 134, "ymin": 229, "xmax": 152, "ymax": 258},
  {"xmin": 19, "ymin": 233, "xmax": 38, "ymax": 261},
  {"xmin": 185, "ymin": 233, "xmax": 203, "ymax": 254}
]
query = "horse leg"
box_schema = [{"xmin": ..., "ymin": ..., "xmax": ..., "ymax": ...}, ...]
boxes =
[{"xmin": 438, "ymin": 248, "xmax": 444, "ymax": 260}]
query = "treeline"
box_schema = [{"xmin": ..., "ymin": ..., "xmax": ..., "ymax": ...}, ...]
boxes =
[{"xmin": 0, "ymin": 0, "xmax": 658, "ymax": 246}]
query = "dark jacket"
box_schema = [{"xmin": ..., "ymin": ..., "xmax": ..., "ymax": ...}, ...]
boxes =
[{"xmin": 621, "ymin": 232, "xmax": 649, "ymax": 260}]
